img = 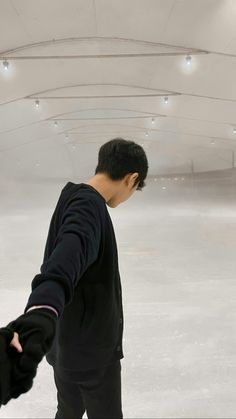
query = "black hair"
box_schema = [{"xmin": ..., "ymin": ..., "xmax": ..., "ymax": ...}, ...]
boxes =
[{"xmin": 95, "ymin": 138, "xmax": 148, "ymax": 190}]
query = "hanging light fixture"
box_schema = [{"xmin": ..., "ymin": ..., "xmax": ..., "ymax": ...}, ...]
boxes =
[
  {"xmin": 164, "ymin": 96, "xmax": 168, "ymax": 104},
  {"xmin": 35, "ymin": 99, "xmax": 40, "ymax": 108},
  {"xmin": 3, "ymin": 60, "xmax": 9, "ymax": 70},
  {"xmin": 185, "ymin": 55, "xmax": 192, "ymax": 66}
]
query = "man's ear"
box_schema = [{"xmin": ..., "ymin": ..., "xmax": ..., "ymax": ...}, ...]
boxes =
[
  {"xmin": 131, "ymin": 172, "xmax": 139, "ymax": 188},
  {"xmin": 133, "ymin": 172, "xmax": 139, "ymax": 182}
]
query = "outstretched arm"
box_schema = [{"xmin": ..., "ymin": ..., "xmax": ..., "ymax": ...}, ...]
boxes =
[{"xmin": 24, "ymin": 195, "xmax": 102, "ymax": 318}]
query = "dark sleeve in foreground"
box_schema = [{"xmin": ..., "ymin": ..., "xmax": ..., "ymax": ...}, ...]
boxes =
[{"xmin": 24, "ymin": 196, "xmax": 101, "ymax": 318}]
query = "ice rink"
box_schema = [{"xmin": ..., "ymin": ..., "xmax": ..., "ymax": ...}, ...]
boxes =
[{"xmin": 1, "ymin": 170, "xmax": 236, "ymax": 418}]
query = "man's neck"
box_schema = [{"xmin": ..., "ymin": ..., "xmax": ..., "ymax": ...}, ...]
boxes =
[{"xmin": 85, "ymin": 174, "xmax": 116, "ymax": 204}]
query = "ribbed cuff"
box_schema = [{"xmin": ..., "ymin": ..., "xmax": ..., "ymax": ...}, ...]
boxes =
[{"xmin": 26, "ymin": 305, "xmax": 59, "ymax": 317}]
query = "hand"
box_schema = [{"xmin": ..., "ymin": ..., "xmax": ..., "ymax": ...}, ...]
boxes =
[
  {"xmin": 9, "ymin": 332, "xmax": 23, "ymax": 353},
  {"xmin": 0, "ymin": 308, "xmax": 57, "ymax": 407}
]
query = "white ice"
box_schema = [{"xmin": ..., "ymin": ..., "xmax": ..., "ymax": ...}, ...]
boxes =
[{"xmin": 1, "ymin": 170, "xmax": 236, "ymax": 418}]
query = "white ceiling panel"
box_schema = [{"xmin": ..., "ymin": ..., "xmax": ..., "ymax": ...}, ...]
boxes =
[
  {"xmin": 9, "ymin": 0, "xmax": 96, "ymax": 40},
  {"xmin": 1, "ymin": 0, "xmax": 236, "ymax": 178},
  {"xmin": 161, "ymin": 0, "xmax": 236, "ymax": 52},
  {"xmin": 95, "ymin": 0, "xmax": 176, "ymax": 41},
  {"xmin": 0, "ymin": 0, "xmax": 30, "ymax": 50}
]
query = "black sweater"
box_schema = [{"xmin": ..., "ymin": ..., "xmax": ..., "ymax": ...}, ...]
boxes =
[{"xmin": 23, "ymin": 182, "xmax": 124, "ymax": 371}]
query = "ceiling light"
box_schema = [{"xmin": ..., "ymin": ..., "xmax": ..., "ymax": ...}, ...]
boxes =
[
  {"xmin": 3, "ymin": 60, "xmax": 9, "ymax": 70},
  {"xmin": 233, "ymin": 128, "xmax": 236, "ymax": 134},
  {"xmin": 151, "ymin": 118, "xmax": 155, "ymax": 124},
  {"xmin": 185, "ymin": 55, "xmax": 192, "ymax": 65},
  {"xmin": 35, "ymin": 100, "xmax": 40, "ymax": 108},
  {"xmin": 164, "ymin": 96, "xmax": 168, "ymax": 104},
  {"xmin": 65, "ymin": 133, "xmax": 69, "ymax": 140},
  {"xmin": 162, "ymin": 186, "xmax": 166, "ymax": 190},
  {"xmin": 145, "ymin": 131, "xmax": 149, "ymax": 137},
  {"xmin": 54, "ymin": 121, "xmax": 58, "ymax": 127}
]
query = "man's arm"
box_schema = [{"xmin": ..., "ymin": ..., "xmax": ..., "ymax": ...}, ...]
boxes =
[{"xmin": 24, "ymin": 195, "xmax": 102, "ymax": 318}]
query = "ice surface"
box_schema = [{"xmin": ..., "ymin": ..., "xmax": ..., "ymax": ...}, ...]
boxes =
[{"xmin": 1, "ymin": 171, "xmax": 236, "ymax": 418}]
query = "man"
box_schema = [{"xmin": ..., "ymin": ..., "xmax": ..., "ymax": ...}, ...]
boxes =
[{"xmin": 0, "ymin": 138, "xmax": 148, "ymax": 418}]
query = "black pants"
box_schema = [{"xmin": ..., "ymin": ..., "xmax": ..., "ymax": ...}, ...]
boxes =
[{"xmin": 53, "ymin": 359, "xmax": 123, "ymax": 419}]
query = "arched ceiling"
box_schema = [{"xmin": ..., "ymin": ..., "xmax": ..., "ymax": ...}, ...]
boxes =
[{"xmin": 1, "ymin": 0, "xmax": 236, "ymax": 180}]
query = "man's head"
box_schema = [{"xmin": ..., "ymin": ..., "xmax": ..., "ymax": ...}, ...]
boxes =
[{"xmin": 87, "ymin": 138, "xmax": 149, "ymax": 208}]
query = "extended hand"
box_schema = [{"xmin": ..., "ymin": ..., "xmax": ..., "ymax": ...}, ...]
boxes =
[{"xmin": 0, "ymin": 308, "xmax": 57, "ymax": 407}]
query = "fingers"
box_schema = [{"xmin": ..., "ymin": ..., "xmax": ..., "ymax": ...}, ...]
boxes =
[{"xmin": 9, "ymin": 332, "xmax": 23, "ymax": 353}]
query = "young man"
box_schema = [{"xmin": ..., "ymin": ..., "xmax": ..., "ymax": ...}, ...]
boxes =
[{"xmin": 2, "ymin": 138, "xmax": 148, "ymax": 418}]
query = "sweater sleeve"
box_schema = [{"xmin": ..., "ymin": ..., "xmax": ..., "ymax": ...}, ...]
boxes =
[{"xmin": 24, "ymin": 196, "xmax": 101, "ymax": 318}]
